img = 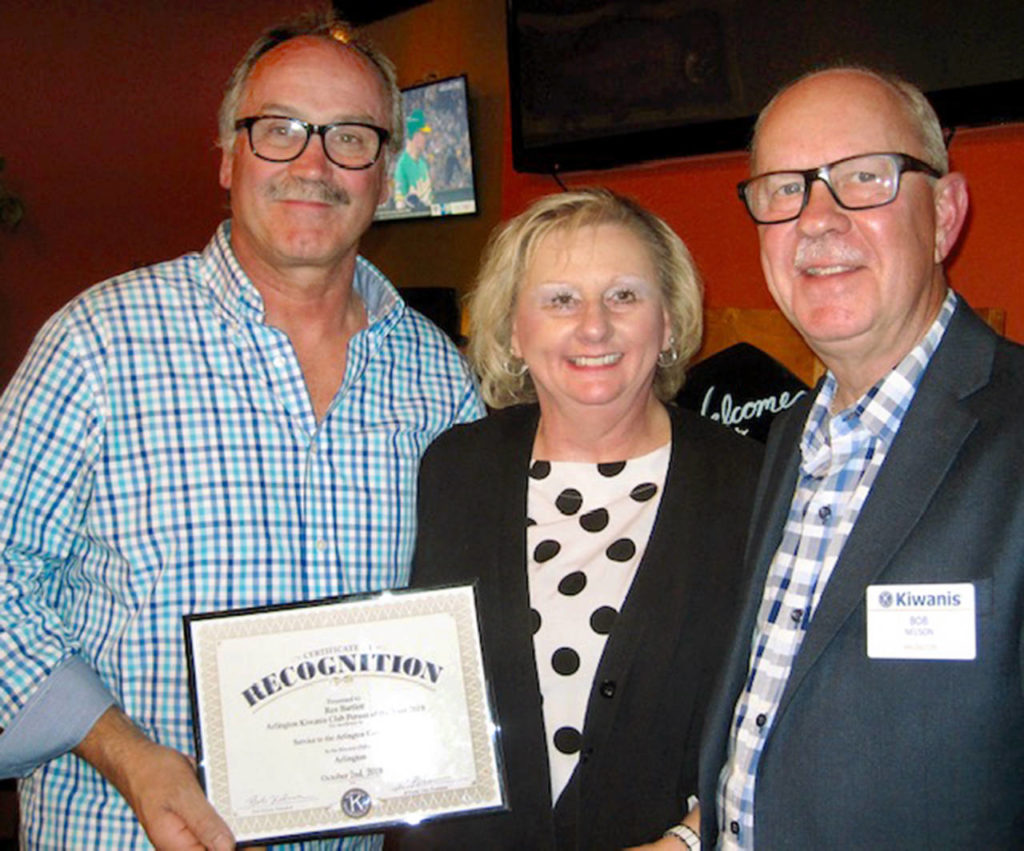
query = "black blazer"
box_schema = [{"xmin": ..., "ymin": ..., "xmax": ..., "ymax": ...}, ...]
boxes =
[
  {"xmin": 699, "ymin": 299, "xmax": 1024, "ymax": 847},
  {"xmin": 395, "ymin": 403, "xmax": 762, "ymax": 850}
]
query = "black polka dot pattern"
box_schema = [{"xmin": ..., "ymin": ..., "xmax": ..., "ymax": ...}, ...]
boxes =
[
  {"xmin": 524, "ymin": 445, "xmax": 669, "ymax": 802},
  {"xmin": 606, "ymin": 538, "xmax": 636, "ymax": 562},
  {"xmin": 558, "ymin": 571, "xmax": 587, "ymax": 596},
  {"xmin": 553, "ymin": 726, "xmax": 581, "ymax": 754},
  {"xmin": 552, "ymin": 647, "xmax": 580, "ymax": 675},
  {"xmin": 597, "ymin": 461, "xmax": 626, "ymax": 477},
  {"xmin": 534, "ymin": 539, "xmax": 561, "ymax": 562},
  {"xmin": 555, "ymin": 488, "xmax": 583, "ymax": 515},
  {"xmin": 630, "ymin": 482, "xmax": 659, "ymax": 502},
  {"xmin": 589, "ymin": 605, "xmax": 617, "ymax": 634},
  {"xmin": 579, "ymin": 507, "xmax": 609, "ymax": 532}
]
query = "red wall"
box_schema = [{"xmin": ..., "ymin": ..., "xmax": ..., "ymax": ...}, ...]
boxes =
[
  {"xmin": 0, "ymin": 0, "xmax": 303, "ymax": 386},
  {"xmin": 2, "ymin": 1, "xmax": 1022, "ymax": 396},
  {"xmin": 502, "ymin": 119, "xmax": 1024, "ymax": 342}
]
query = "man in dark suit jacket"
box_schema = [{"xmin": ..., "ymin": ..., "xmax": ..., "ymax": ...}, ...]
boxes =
[{"xmin": 699, "ymin": 66, "xmax": 1024, "ymax": 848}]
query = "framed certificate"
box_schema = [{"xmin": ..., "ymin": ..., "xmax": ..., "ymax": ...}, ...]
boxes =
[{"xmin": 183, "ymin": 585, "xmax": 506, "ymax": 845}]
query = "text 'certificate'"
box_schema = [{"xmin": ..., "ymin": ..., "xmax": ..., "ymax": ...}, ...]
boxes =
[{"xmin": 184, "ymin": 585, "xmax": 505, "ymax": 845}]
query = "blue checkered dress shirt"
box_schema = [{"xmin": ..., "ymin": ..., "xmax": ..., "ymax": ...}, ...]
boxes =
[
  {"xmin": 0, "ymin": 222, "xmax": 483, "ymax": 849},
  {"xmin": 716, "ymin": 292, "xmax": 956, "ymax": 849}
]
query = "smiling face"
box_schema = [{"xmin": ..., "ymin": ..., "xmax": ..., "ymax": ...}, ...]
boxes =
[
  {"xmin": 510, "ymin": 223, "xmax": 671, "ymax": 423},
  {"xmin": 753, "ymin": 70, "xmax": 966, "ymax": 388},
  {"xmin": 219, "ymin": 36, "xmax": 391, "ymax": 284}
]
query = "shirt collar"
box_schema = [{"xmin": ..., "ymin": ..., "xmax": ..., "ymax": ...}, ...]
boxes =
[
  {"xmin": 201, "ymin": 221, "xmax": 263, "ymax": 322},
  {"xmin": 801, "ymin": 289, "xmax": 958, "ymax": 464},
  {"xmin": 199, "ymin": 220, "xmax": 403, "ymax": 332},
  {"xmin": 352, "ymin": 254, "xmax": 401, "ymax": 327}
]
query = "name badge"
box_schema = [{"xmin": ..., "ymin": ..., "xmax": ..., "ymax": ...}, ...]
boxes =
[{"xmin": 866, "ymin": 583, "xmax": 976, "ymax": 660}]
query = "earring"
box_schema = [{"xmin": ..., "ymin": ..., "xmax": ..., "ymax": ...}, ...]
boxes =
[
  {"xmin": 504, "ymin": 355, "xmax": 528, "ymax": 377},
  {"xmin": 657, "ymin": 336, "xmax": 679, "ymax": 368}
]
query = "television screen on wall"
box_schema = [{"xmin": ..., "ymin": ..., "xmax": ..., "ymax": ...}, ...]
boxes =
[
  {"xmin": 507, "ymin": 0, "xmax": 1024, "ymax": 174},
  {"xmin": 375, "ymin": 74, "xmax": 479, "ymax": 221}
]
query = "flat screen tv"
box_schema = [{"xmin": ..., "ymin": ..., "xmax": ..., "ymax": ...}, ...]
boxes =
[
  {"xmin": 375, "ymin": 74, "xmax": 479, "ymax": 221},
  {"xmin": 507, "ymin": 0, "xmax": 1024, "ymax": 174}
]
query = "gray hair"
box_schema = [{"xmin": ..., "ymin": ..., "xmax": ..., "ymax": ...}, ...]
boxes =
[
  {"xmin": 751, "ymin": 66, "xmax": 948, "ymax": 174},
  {"xmin": 217, "ymin": 8, "xmax": 403, "ymax": 163},
  {"xmin": 467, "ymin": 188, "xmax": 704, "ymax": 409}
]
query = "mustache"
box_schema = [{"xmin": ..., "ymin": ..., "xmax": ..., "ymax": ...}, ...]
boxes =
[
  {"xmin": 794, "ymin": 237, "xmax": 864, "ymax": 269},
  {"xmin": 265, "ymin": 177, "xmax": 349, "ymax": 206}
]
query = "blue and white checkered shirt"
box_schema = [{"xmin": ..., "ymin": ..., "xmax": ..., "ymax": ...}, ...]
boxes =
[
  {"xmin": 716, "ymin": 291, "xmax": 956, "ymax": 849},
  {"xmin": 0, "ymin": 222, "xmax": 483, "ymax": 849}
]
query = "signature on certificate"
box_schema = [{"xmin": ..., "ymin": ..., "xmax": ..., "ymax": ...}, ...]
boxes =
[{"xmin": 245, "ymin": 791, "xmax": 318, "ymax": 813}]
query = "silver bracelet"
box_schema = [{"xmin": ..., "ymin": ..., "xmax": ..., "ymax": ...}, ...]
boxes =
[{"xmin": 664, "ymin": 823, "xmax": 701, "ymax": 850}]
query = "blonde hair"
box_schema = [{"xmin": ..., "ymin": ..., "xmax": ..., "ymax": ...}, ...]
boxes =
[{"xmin": 468, "ymin": 188, "xmax": 703, "ymax": 409}]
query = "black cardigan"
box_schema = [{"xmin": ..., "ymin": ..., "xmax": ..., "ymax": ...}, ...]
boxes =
[{"xmin": 394, "ymin": 404, "xmax": 762, "ymax": 850}]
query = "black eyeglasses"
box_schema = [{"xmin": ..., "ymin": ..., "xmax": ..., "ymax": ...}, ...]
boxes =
[
  {"xmin": 235, "ymin": 115, "xmax": 390, "ymax": 170},
  {"xmin": 738, "ymin": 152, "xmax": 942, "ymax": 224}
]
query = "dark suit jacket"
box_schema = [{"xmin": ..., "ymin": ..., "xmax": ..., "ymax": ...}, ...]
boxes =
[
  {"xmin": 395, "ymin": 403, "xmax": 762, "ymax": 850},
  {"xmin": 700, "ymin": 299, "xmax": 1024, "ymax": 848}
]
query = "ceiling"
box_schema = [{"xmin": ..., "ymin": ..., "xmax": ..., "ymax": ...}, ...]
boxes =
[{"xmin": 333, "ymin": 0, "xmax": 432, "ymax": 25}]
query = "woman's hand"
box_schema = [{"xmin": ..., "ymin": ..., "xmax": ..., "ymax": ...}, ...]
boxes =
[{"xmin": 626, "ymin": 801, "xmax": 701, "ymax": 850}]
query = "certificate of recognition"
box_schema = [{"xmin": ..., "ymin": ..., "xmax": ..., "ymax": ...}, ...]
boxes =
[{"xmin": 183, "ymin": 585, "xmax": 505, "ymax": 845}]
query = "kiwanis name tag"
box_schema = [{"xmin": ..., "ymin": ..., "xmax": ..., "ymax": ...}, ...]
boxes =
[{"xmin": 866, "ymin": 583, "xmax": 976, "ymax": 660}]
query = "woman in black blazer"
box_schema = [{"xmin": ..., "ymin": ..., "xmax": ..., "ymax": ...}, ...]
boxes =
[{"xmin": 395, "ymin": 189, "xmax": 761, "ymax": 850}]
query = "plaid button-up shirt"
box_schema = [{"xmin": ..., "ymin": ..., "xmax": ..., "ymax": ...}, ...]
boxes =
[
  {"xmin": 716, "ymin": 291, "xmax": 956, "ymax": 849},
  {"xmin": 0, "ymin": 222, "xmax": 483, "ymax": 849}
]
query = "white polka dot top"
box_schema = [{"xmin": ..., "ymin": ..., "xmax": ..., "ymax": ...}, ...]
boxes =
[{"xmin": 525, "ymin": 441, "xmax": 670, "ymax": 804}]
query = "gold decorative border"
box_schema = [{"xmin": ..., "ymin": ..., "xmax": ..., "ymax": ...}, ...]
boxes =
[{"xmin": 186, "ymin": 585, "xmax": 504, "ymax": 842}]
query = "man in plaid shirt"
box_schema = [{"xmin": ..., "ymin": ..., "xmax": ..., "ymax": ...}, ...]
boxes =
[
  {"xmin": 699, "ymin": 67, "xmax": 1024, "ymax": 848},
  {"xmin": 0, "ymin": 10, "xmax": 482, "ymax": 850}
]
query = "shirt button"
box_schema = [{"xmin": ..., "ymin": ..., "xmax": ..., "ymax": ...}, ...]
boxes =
[
  {"xmin": 730, "ymin": 821, "xmax": 740, "ymax": 835},
  {"xmin": 791, "ymin": 608, "xmax": 804, "ymax": 624},
  {"xmin": 756, "ymin": 713, "xmax": 767, "ymax": 727},
  {"xmin": 315, "ymin": 539, "xmax": 328, "ymax": 552},
  {"xmin": 818, "ymin": 505, "xmax": 832, "ymax": 520},
  {"xmin": 599, "ymin": 680, "xmax": 616, "ymax": 698}
]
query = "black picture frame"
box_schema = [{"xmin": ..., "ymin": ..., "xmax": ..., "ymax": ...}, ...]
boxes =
[
  {"xmin": 375, "ymin": 74, "xmax": 480, "ymax": 222},
  {"xmin": 506, "ymin": 0, "xmax": 1024, "ymax": 175}
]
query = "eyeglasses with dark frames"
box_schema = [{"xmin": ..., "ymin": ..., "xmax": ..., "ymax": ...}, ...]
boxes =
[
  {"xmin": 737, "ymin": 152, "xmax": 943, "ymax": 225},
  {"xmin": 235, "ymin": 115, "xmax": 390, "ymax": 170}
]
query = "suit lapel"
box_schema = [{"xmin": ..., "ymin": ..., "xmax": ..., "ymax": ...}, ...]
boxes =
[{"xmin": 776, "ymin": 302, "xmax": 994, "ymax": 717}]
